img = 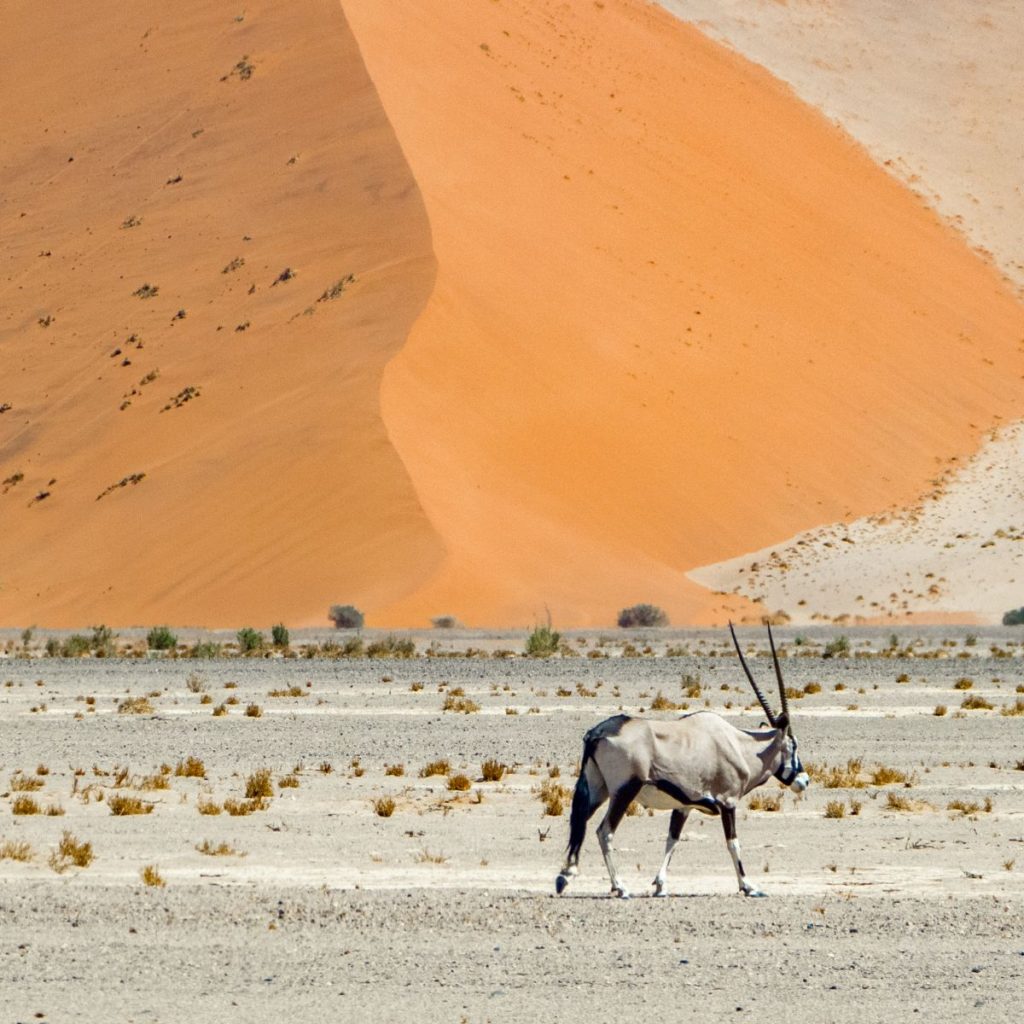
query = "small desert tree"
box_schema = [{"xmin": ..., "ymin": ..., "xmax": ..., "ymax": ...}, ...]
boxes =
[
  {"xmin": 617, "ymin": 604, "xmax": 669, "ymax": 628},
  {"xmin": 1003, "ymin": 607, "xmax": 1024, "ymax": 626},
  {"xmin": 271, "ymin": 623, "xmax": 290, "ymax": 648},
  {"xmin": 328, "ymin": 605, "xmax": 364, "ymax": 629},
  {"xmin": 236, "ymin": 627, "xmax": 264, "ymax": 653}
]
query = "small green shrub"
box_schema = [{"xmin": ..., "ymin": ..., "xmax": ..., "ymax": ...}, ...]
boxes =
[
  {"xmin": 525, "ymin": 623, "xmax": 560, "ymax": 657},
  {"xmin": 61, "ymin": 634, "xmax": 92, "ymax": 658},
  {"xmin": 1002, "ymin": 607, "xmax": 1024, "ymax": 626},
  {"xmin": 147, "ymin": 626, "xmax": 178, "ymax": 651},
  {"xmin": 271, "ymin": 623, "xmax": 290, "ymax": 648},
  {"xmin": 823, "ymin": 636, "xmax": 850, "ymax": 659},
  {"xmin": 236, "ymin": 627, "xmax": 264, "ymax": 653},
  {"xmin": 431, "ymin": 616, "xmax": 461, "ymax": 629},
  {"xmin": 617, "ymin": 604, "xmax": 669, "ymax": 628}
]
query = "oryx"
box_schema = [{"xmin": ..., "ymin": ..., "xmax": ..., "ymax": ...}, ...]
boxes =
[{"xmin": 556, "ymin": 623, "xmax": 809, "ymax": 898}]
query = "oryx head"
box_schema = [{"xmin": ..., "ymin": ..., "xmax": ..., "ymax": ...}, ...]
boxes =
[{"xmin": 729, "ymin": 621, "xmax": 810, "ymax": 794}]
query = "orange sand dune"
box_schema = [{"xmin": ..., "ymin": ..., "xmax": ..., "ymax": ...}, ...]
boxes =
[
  {"xmin": 2, "ymin": 1, "xmax": 1023, "ymax": 630},
  {"xmin": 343, "ymin": 0, "xmax": 1024, "ymax": 627},
  {"xmin": 0, "ymin": 0, "xmax": 442, "ymax": 626}
]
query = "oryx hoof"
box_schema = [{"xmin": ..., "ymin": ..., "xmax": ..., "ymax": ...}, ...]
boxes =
[
  {"xmin": 555, "ymin": 874, "xmax": 570, "ymax": 895},
  {"xmin": 652, "ymin": 882, "xmax": 668, "ymax": 898},
  {"xmin": 611, "ymin": 885, "xmax": 631, "ymax": 899},
  {"xmin": 742, "ymin": 888, "xmax": 767, "ymax": 898}
]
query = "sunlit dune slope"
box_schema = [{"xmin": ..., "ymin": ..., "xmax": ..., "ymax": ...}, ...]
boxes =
[
  {"xmin": 0, "ymin": 1, "xmax": 443, "ymax": 626},
  {"xmin": 344, "ymin": 0, "xmax": 1024, "ymax": 627}
]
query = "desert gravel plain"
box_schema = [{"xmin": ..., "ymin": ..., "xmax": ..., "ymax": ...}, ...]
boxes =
[{"xmin": 2, "ymin": 627, "xmax": 1024, "ymax": 1023}]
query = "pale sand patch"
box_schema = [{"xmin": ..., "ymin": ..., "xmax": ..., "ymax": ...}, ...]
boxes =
[
  {"xmin": 689, "ymin": 421, "xmax": 1024, "ymax": 624},
  {"xmin": 657, "ymin": 0, "xmax": 1024, "ymax": 292}
]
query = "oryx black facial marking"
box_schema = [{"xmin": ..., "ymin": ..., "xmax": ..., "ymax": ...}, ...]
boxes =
[{"xmin": 556, "ymin": 623, "xmax": 810, "ymax": 898}]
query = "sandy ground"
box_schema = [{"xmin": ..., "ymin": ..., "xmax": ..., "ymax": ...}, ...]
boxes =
[
  {"xmin": 2, "ymin": 627, "xmax": 1023, "ymax": 1021},
  {"xmin": 4, "ymin": 1, "xmax": 1024, "ymax": 630},
  {"xmin": 692, "ymin": 421, "xmax": 1024, "ymax": 624}
]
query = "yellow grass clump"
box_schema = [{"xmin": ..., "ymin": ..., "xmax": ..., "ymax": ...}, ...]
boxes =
[
  {"xmin": 118, "ymin": 696, "xmax": 154, "ymax": 714},
  {"xmin": 197, "ymin": 799, "xmax": 222, "ymax": 815},
  {"xmin": 108, "ymin": 794, "xmax": 154, "ymax": 816},
  {"xmin": 49, "ymin": 830, "xmax": 93, "ymax": 872},
  {"xmin": 823, "ymin": 800, "xmax": 846, "ymax": 819},
  {"xmin": 420, "ymin": 759, "xmax": 450, "ymax": 778},
  {"xmin": 140, "ymin": 864, "xmax": 165, "ymax": 888},
  {"xmin": 481, "ymin": 759, "xmax": 506, "ymax": 782},
  {"xmin": 0, "ymin": 839, "xmax": 33, "ymax": 862},
  {"xmin": 373, "ymin": 796, "xmax": 396, "ymax": 817},
  {"xmin": 11, "ymin": 795, "xmax": 40, "ymax": 815},
  {"xmin": 196, "ymin": 839, "xmax": 243, "ymax": 856},
  {"xmin": 174, "ymin": 756, "xmax": 206, "ymax": 778},
  {"xmin": 447, "ymin": 773, "xmax": 472, "ymax": 792},
  {"xmin": 245, "ymin": 769, "xmax": 273, "ymax": 799}
]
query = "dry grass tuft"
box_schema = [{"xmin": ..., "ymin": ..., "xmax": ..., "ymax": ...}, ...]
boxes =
[
  {"xmin": 870, "ymin": 766, "xmax": 915, "ymax": 787},
  {"xmin": 245, "ymin": 769, "xmax": 273, "ymax": 800},
  {"xmin": 224, "ymin": 797, "xmax": 268, "ymax": 816},
  {"xmin": 108, "ymin": 794, "xmax": 153, "ymax": 816},
  {"xmin": 933, "ymin": 704, "xmax": 948, "ymax": 717},
  {"xmin": 197, "ymin": 798, "xmax": 222, "ymax": 815},
  {"xmin": 196, "ymin": 839, "xmax": 243, "ymax": 856},
  {"xmin": 139, "ymin": 773, "xmax": 170, "ymax": 791},
  {"xmin": 539, "ymin": 779, "xmax": 570, "ymax": 816},
  {"xmin": 1000, "ymin": 698, "xmax": 1024, "ymax": 717},
  {"xmin": 650, "ymin": 690, "xmax": 682, "ymax": 711},
  {"xmin": 884, "ymin": 792, "xmax": 914, "ymax": 812},
  {"xmin": 415, "ymin": 848, "xmax": 447, "ymax": 864},
  {"xmin": 372, "ymin": 796, "xmax": 396, "ymax": 818},
  {"xmin": 174, "ymin": 756, "xmax": 206, "ymax": 779},
  {"xmin": 441, "ymin": 693, "xmax": 481, "ymax": 713},
  {"xmin": 481, "ymin": 759, "xmax": 506, "ymax": 782},
  {"xmin": 11, "ymin": 795, "xmax": 40, "ymax": 815},
  {"xmin": 420, "ymin": 759, "xmax": 450, "ymax": 778},
  {"xmin": 953, "ymin": 677, "xmax": 973, "ymax": 690},
  {"xmin": 384, "ymin": 764, "xmax": 405, "ymax": 777},
  {"xmin": 140, "ymin": 864, "xmax": 165, "ymax": 888},
  {"xmin": 0, "ymin": 839, "xmax": 33, "ymax": 862},
  {"xmin": 10, "ymin": 774, "xmax": 45, "ymax": 792},
  {"xmin": 118, "ymin": 696, "xmax": 154, "ymax": 714},
  {"xmin": 319, "ymin": 761, "xmax": 334, "ymax": 774},
  {"xmin": 447, "ymin": 773, "xmax": 472, "ymax": 792},
  {"xmin": 49, "ymin": 830, "xmax": 93, "ymax": 872},
  {"xmin": 748, "ymin": 792, "xmax": 783, "ymax": 812},
  {"xmin": 245, "ymin": 703, "xmax": 262, "ymax": 718},
  {"xmin": 278, "ymin": 774, "xmax": 300, "ymax": 789},
  {"xmin": 807, "ymin": 759, "xmax": 865, "ymax": 789},
  {"xmin": 823, "ymin": 800, "xmax": 846, "ymax": 819},
  {"xmin": 961, "ymin": 694, "xmax": 994, "ymax": 710},
  {"xmin": 268, "ymin": 686, "xmax": 305, "ymax": 698}
]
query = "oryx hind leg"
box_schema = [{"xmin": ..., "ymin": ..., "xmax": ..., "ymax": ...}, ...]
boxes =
[
  {"xmin": 652, "ymin": 808, "xmax": 688, "ymax": 897},
  {"xmin": 720, "ymin": 805, "xmax": 765, "ymax": 897},
  {"xmin": 596, "ymin": 779, "xmax": 643, "ymax": 898}
]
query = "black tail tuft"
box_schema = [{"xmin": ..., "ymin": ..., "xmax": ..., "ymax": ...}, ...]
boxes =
[{"xmin": 565, "ymin": 770, "xmax": 591, "ymax": 864}]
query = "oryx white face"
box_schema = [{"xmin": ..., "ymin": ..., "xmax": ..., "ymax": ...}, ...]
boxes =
[{"xmin": 775, "ymin": 730, "xmax": 809, "ymax": 793}]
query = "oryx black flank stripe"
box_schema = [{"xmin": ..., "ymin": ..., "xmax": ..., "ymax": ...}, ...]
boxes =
[{"xmin": 652, "ymin": 778, "xmax": 720, "ymax": 816}]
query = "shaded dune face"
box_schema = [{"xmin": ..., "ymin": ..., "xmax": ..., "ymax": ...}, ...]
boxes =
[
  {"xmin": 344, "ymin": 0, "xmax": 1024, "ymax": 627},
  {"xmin": 0, "ymin": 1, "xmax": 442, "ymax": 626}
]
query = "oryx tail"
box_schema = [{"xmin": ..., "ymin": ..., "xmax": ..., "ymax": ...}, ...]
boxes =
[{"xmin": 565, "ymin": 714, "xmax": 630, "ymax": 866}]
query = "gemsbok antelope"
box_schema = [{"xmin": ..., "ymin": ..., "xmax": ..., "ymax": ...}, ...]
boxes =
[{"xmin": 556, "ymin": 623, "xmax": 809, "ymax": 898}]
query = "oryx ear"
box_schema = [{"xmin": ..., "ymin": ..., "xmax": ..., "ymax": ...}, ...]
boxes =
[{"xmin": 774, "ymin": 711, "xmax": 790, "ymax": 732}]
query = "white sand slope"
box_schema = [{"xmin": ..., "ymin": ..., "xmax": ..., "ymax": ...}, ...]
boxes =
[
  {"xmin": 690, "ymin": 422, "xmax": 1024, "ymax": 624},
  {"xmin": 657, "ymin": 0, "xmax": 1024, "ymax": 293}
]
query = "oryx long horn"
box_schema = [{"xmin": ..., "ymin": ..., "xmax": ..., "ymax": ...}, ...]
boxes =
[
  {"xmin": 766, "ymin": 621, "xmax": 788, "ymax": 718},
  {"xmin": 728, "ymin": 621, "xmax": 776, "ymax": 726}
]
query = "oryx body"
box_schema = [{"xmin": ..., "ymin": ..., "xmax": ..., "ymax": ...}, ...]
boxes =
[{"xmin": 556, "ymin": 625, "xmax": 810, "ymax": 898}]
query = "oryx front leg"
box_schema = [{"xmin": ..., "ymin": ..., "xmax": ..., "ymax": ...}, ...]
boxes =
[
  {"xmin": 652, "ymin": 808, "xmax": 688, "ymax": 897},
  {"xmin": 720, "ymin": 805, "xmax": 765, "ymax": 897},
  {"xmin": 597, "ymin": 780, "xmax": 642, "ymax": 898}
]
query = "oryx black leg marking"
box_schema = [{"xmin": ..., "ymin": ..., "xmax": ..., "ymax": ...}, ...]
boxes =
[
  {"xmin": 720, "ymin": 805, "xmax": 764, "ymax": 897},
  {"xmin": 596, "ymin": 778, "xmax": 643, "ymax": 897},
  {"xmin": 652, "ymin": 808, "xmax": 689, "ymax": 896}
]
